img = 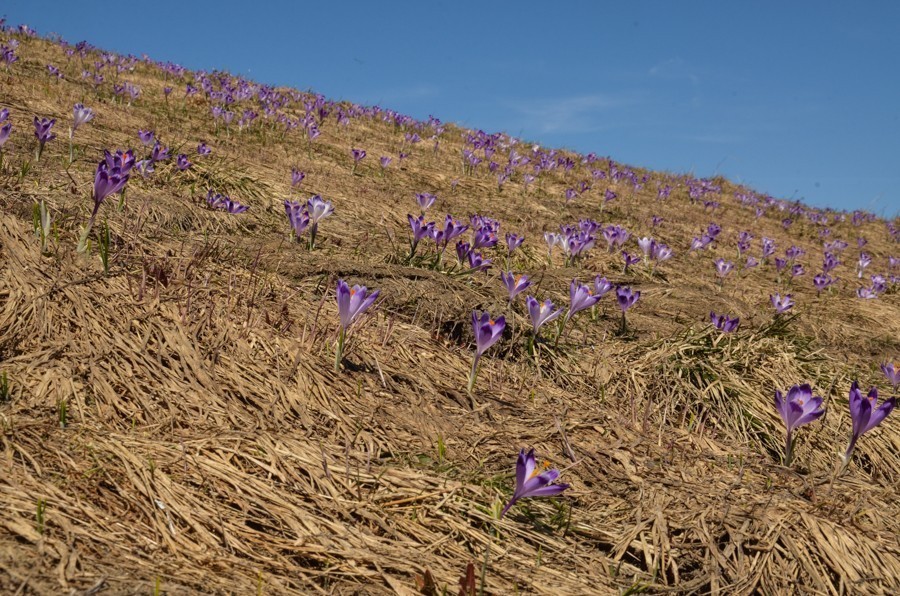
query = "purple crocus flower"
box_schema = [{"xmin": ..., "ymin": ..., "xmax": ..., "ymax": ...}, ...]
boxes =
[
  {"xmin": 33, "ymin": 117, "xmax": 56, "ymax": 159},
  {"xmin": 500, "ymin": 271, "xmax": 531, "ymax": 301},
  {"xmin": 197, "ymin": 142, "xmax": 211, "ymax": 156},
  {"xmin": 714, "ymin": 258, "xmax": 734, "ymax": 279},
  {"xmin": 762, "ymin": 237, "xmax": 776, "ymax": 260},
  {"xmin": 379, "ymin": 156, "xmax": 392, "ymax": 169},
  {"xmin": 710, "ymin": 312, "xmax": 740, "ymax": 333},
  {"xmin": 467, "ymin": 250, "xmax": 491, "ymax": 273},
  {"xmin": 284, "ymin": 200, "xmax": 310, "ymax": 239},
  {"xmin": 407, "ymin": 214, "xmax": 434, "ymax": 258},
  {"xmin": 138, "ymin": 129, "xmax": 154, "ymax": 146},
  {"xmin": 306, "ymin": 195, "xmax": 334, "ymax": 249},
  {"xmin": 415, "ymin": 192, "xmax": 436, "ymax": 212},
  {"xmin": 468, "ymin": 311, "xmax": 505, "ymax": 392},
  {"xmin": 775, "ymin": 383, "xmax": 825, "ymax": 466},
  {"xmin": 526, "ymin": 296, "xmax": 563, "ymax": 338},
  {"xmin": 505, "ymin": 232, "xmax": 524, "ymax": 255},
  {"xmin": 0, "ymin": 119, "xmax": 10, "ymax": 149},
  {"xmin": 334, "ymin": 279, "xmax": 380, "ymax": 370},
  {"xmin": 176, "ymin": 153, "xmax": 191, "ymax": 170},
  {"xmin": 223, "ymin": 197, "xmax": 249, "ymax": 214},
  {"xmin": 622, "ymin": 251, "xmax": 641, "ymax": 272},
  {"xmin": 150, "ymin": 141, "xmax": 169, "ymax": 162},
  {"xmin": 813, "ymin": 273, "xmax": 834, "ymax": 294},
  {"xmin": 593, "ymin": 276, "xmax": 614, "ymax": 297},
  {"xmin": 843, "ymin": 381, "xmax": 895, "ymax": 466},
  {"xmin": 566, "ymin": 279, "xmax": 601, "ymax": 324},
  {"xmin": 350, "ymin": 148, "xmax": 366, "ymax": 172},
  {"xmin": 500, "ymin": 449, "xmax": 569, "ymax": 518},
  {"xmin": 857, "ymin": 253, "xmax": 872, "ymax": 278},
  {"xmin": 881, "ymin": 362, "xmax": 900, "ymax": 388},
  {"xmin": 71, "ymin": 103, "xmax": 94, "ymax": 133},
  {"xmin": 770, "ymin": 293, "xmax": 794, "ymax": 314},
  {"xmin": 616, "ymin": 286, "xmax": 640, "ymax": 312},
  {"xmin": 472, "ymin": 228, "xmax": 498, "ymax": 250},
  {"xmin": 291, "ymin": 168, "xmax": 305, "ymax": 188}
]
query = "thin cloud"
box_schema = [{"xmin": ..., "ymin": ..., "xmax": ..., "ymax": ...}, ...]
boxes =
[
  {"xmin": 648, "ymin": 58, "xmax": 700, "ymax": 84},
  {"xmin": 503, "ymin": 94, "xmax": 640, "ymax": 134}
]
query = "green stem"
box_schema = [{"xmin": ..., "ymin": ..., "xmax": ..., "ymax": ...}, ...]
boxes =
[
  {"xmin": 334, "ymin": 328, "xmax": 345, "ymax": 372},
  {"xmin": 467, "ymin": 354, "xmax": 480, "ymax": 394}
]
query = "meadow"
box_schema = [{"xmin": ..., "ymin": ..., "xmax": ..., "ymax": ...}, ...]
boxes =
[{"xmin": 1, "ymin": 24, "xmax": 899, "ymax": 594}]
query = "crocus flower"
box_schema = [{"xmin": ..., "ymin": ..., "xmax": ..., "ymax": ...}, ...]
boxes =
[
  {"xmin": 284, "ymin": 200, "xmax": 310, "ymax": 239},
  {"xmin": 843, "ymin": 381, "xmax": 895, "ymax": 466},
  {"xmin": 197, "ymin": 142, "xmax": 211, "ymax": 156},
  {"xmin": 379, "ymin": 156, "xmax": 392, "ymax": 169},
  {"xmin": 334, "ymin": 279, "xmax": 379, "ymax": 370},
  {"xmin": 350, "ymin": 148, "xmax": 366, "ymax": 173},
  {"xmin": 593, "ymin": 276, "xmax": 614, "ymax": 297},
  {"xmin": 500, "ymin": 449, "xmax": 569, "ymax": 518},
  {"xmin": 616, "ymin": 286, "xmax": 640, "ymax": 312},
  {"xmin": 467, "ymin": 250, "xmax": 491, "ymax": 273},
  {"xmin": 500, "ymin": 271, "xmax": 531, "ymax": 301},
  {"xmin": 0, "ymin": 120, "xmax": 10, "ymax": 149},
  {"xmin": 526, "ymin": 296, "xmax": 563, "ymax": 338},
  {"xmin": 415, "ymin": 192, "xmax": 436, "ymax": 212},
  {"xmin": 138, "ymin": 129, "xmax": 154, "ymax": 146},
  {"xmin": 710, "ymin": 312, "xmax": 740, "ymax": 332},
  {"xmin": 566, "ymin": 279, "xmax": 601, "ymax": 324},
  {"xmin": 33, "ymin": 117, "xmax": 56, "ymax": 160},
  {"xmin": 468, "ymin": 311, "xmax": 505, "ymax": 392},
  {"xmin": 505, "ymin": 232, "xmax": 524, "ymax": 255},
  {"xmin": 407, "ymin": 214, "xmax": 434, "ymax": 258},
  {"xmin": 882, "ymin": 362, "xmax": 900, "ymax": 388},
  {"xmin": 622, "ymin": 251, "xmax": 641, "ymax": 272},
  {"xmin": 813, "ymin": 273, "xmax": 834, "ymax": 294},
  {"xmin": 306, "ymin": 195, "xmax": 334, "ymax": 249},
  {"xmin": 770, "ymin": 293, "xmax": 794, "ymax": 314},
  {"xmin": 176, "ymin": 154, "xmax": 191, "ymax": 170},
  {"xmin": 714, "ymin": 258, "xmax": 734, "ymax": 279},
  {"xmin": 775, "ymin": 384, "xmax": 825, "ymax": 466},
  {"xmin": 291, "ymin": 168, "xmax": 305, "ymax": 188},
  {"xmin": 71, "ymin": 103, "xmax": 94, "ymax": 134}
]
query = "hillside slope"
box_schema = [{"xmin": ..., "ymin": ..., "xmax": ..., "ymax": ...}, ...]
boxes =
[{"xmin": 1, "ymin": 28, "xmax": 899, "ymax": 594}]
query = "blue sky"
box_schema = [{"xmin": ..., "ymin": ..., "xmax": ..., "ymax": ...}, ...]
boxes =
[{"xmin": 5, "ymin": 1, "xmax": 899, "ymax": 215}]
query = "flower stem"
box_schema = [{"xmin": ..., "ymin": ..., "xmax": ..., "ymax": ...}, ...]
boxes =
[
  {"xmin": 784, "ymin": 429, "xmax": 793, "ymax": 467},
  {"xmin": 467, "ymin": 354, "xmax": 480, "ymax": 394},
  {"xmin": 334, "ymin": 328, "xmax": 345, "ymax": 372}
]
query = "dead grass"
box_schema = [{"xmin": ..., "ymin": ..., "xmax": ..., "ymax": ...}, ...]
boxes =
[{"xmin": 1, "ymin": 33, "xmax": 899, "ymax": 594}]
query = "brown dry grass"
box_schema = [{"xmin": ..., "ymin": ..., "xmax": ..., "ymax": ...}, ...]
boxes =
[{"xmin": 1, "ymin": 33, "xmax": 899, "ymax": 595}]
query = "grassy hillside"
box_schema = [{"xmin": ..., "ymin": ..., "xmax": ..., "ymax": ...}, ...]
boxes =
[{"xmin": 1, "ymin": 27, "xmax": 899, "ymax": 594}]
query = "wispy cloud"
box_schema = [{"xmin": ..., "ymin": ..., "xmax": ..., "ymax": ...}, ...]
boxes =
[{"xmin": 502, "ymin": 93, "xmax": 640, "ymax": 134}]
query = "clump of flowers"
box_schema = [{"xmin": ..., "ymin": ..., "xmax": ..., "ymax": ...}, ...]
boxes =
[{"xmin": 710, "ymin": 312, "xmax": 739, "ymax": 333}]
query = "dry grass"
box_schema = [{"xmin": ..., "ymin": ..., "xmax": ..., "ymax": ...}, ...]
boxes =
[{"xmin": 1, "ymin": 33, "xmax": 899, "ymax": 594}]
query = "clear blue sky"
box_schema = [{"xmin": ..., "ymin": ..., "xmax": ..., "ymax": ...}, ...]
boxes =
[{"xmin": 5, "ymin": 1, "xmax": 899, "ymax": 215}]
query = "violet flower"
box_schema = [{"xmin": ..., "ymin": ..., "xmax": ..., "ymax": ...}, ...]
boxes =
[
  {"xmin": 138, "ymin": 129, "xmax": 154, "ymax": 146},
  {"xmin": 350, "ymin": 148, "xmax": 366, "ymax": 173},
  {"xmin": 468, "ymin": 311, "xmax": 505, "ymax": 392},
  {"xmin": 334, "ymin": 279, "xmax": 379, "ymax": 370},
  {"xmin": 566, "ymin": 279, "xmax": 601, "ymax": 325},
  {"xmin": 71, "ymin": 103, "xmax": 94, "ymax": 134},
  {"xmin": 284, "ymin": 200, "xmax": 310, "ymax": 240},
  {"xmin": 623, "ymin": 251, "xmax": 641, "ymax": 273},
  {"xmin": 291, "ymin": 168, "xmax": 305, "ymax": 188},
  {"xmin": 843, "ymin": 381, "xmax": 895, "ymax": 466},
  {"xmin": 710, "ymin": 312, "xmax": 740, "ymax": 333},
  {"xmin": 594, "ymin": 276, "xmax": 614, "ymax": 297},
  {"xmin": 813, "ymin": 273, "xmax": 834, "ymax": 295},
  {"xmin": 770, "ymin": 293, "xmax": 794, "ymax": 314},
  {"xmin": 176, "ymin": 154, "xmax": 191, "ymax": 170},
  {"xmin": 616, "ymin": 286, "xmax": 640, "ymax": 332},
  {"xmin": 505, "ymin": 232, "xmax": 524, "ymax": 255},
  {"xmin": 197, "ymin": 142, "xmax": 211, "ymax": 156},
  {"xmin": 33, "ymin": 117, "xmax": 56, "ymax": 160},
  {"xmin": 526, "ymin": 296, "xmax": 563, "ymax": 339},
  {"xmin": 415, "ymin": 192, "xmax": 436, "ymax": 212},
  {"xmin": 500, "ymin": 449, "xmax": 569, "ymax": 518},
  {"xmin": 882, "ymin": 362, "xmax": 900, "ymax": 388},
  {"xmin": 408, "ymin": 214, "xmax": 434, "ymax": 259},
  {"xmin": 714, "ymin": 258, "xmax": 734, "ymax": 279},
  {"xmin": 306, "ymin": 195, "xmax": 334, "ymax": 249},
  {"xmin": 379, "ymin": 156, "xmax": 391, "ymax": 169},
  {"xmin": 775, "ymin": 384, "xmax": 825, "ymax": 466},
  {"xmin": 500, "ymin": 271, "xmax": 531, "ymax": 302},
  {"xmin": 467, "ymin": 250, "xmax": 491, "ymax": 273}
]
